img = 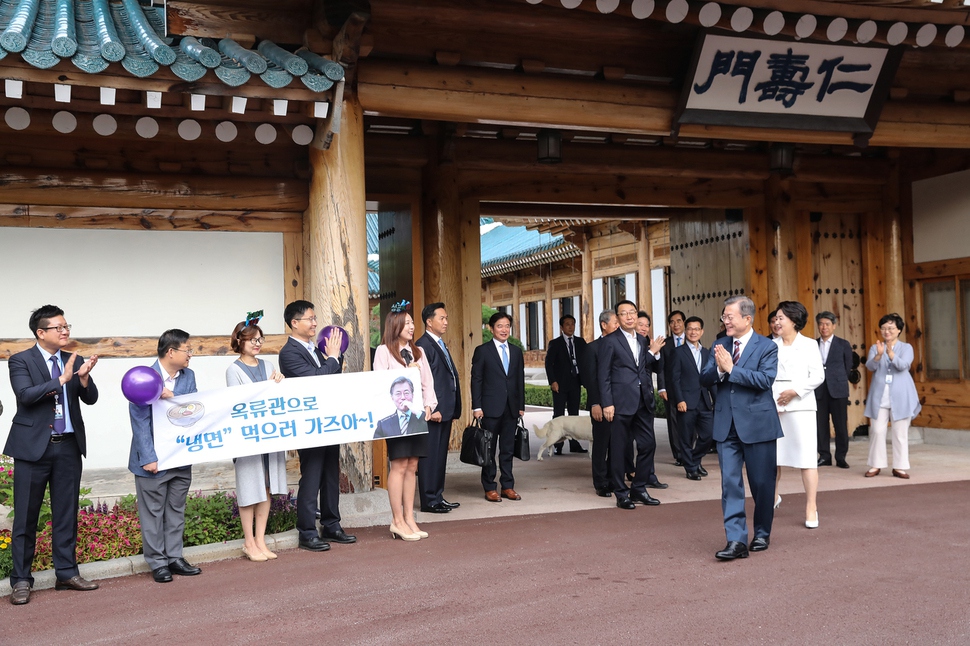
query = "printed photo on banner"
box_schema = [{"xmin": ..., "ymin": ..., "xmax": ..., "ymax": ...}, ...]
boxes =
[{"xmin": 151, "ymin": 368, "xmax": 425, "ymax": 470}]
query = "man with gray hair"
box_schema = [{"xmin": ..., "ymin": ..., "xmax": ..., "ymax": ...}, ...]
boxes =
[
  {"xmin": 580, "ymin": 309, "xmax": 620, "ymax": 496},
  {"xmin": 701, "ymin": 295, "xmax": 782, "ymax": 560},
  {"xmin": 815, "ymin": 311, "xmax": 853, "ymax": 468}
]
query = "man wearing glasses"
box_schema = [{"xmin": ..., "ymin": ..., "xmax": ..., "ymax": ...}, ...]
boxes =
[
  {"xmin": 278, "ymin": 300, "xmax": 355, "ymax": 551},
  {"xmin": 128, "ymin": 329, "xmax": 203, "ymax": 583},
  {"xmin": 6, "ymin": 305, "xmax": 100, "ymax": 605}
]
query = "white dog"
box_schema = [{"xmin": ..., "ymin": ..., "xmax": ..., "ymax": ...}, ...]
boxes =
[{"xmin": 533, "ymin": 415, "xmax": 594, "ymax": 461}]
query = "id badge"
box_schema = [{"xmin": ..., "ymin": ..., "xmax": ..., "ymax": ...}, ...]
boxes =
[
  {"xmin": 885, "ymin": 374, "xmax": 893, "ymax": 384},
  {"xmin": 54, "ymin": 403, "xmax": 64, "ymax": 420}
]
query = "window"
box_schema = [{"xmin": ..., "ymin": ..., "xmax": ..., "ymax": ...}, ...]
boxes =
[
  {"xmin": 605, "ymin": 275, "xmax": 626, "ymax": 308},
  {"xmin": 526, "ymin": 301, "xmax": 540, "ymax": 350},
  {"xmin": 922, "ymin": 279, "xmax": 964, "ymax": 380},
  {"xmin": 559, "ymin": 297, "xmax": 573, "ymax": 318}
]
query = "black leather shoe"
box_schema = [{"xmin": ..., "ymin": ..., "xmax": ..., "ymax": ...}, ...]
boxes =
[
  {"xmin": 595, "ymin": 488, "xmax": 613, "ymax": 497},
  {"xmin": 321, "ymin": 529, "xmax": 357, "ymax": 544},
  {"xmin": 715, "ymin": 541, "xmax": 749, "ymax": 560},
  {"xmin": 420, "ymin": 503, "xmax": 451, "ymax": 513},
  {"xmin": 55, "ymin": 575, "xmax": 99, "ymax": 591},
  {"xmin": 686, "ymin": 471, "xmax": 702, "ymax": 481},
  {"xmin": 646, "ymin": 480, "xmax": 668, "ymax": 490},
  {"xmin": 836, "ymin": 460, "xmax": 850, "ymax": 469},
  {"xmin": 673, "ymin": 460, "xmax": 684, "ymax": 467},
  {"xmin": 441, "ymin": 499, "xmax": 460, "ymax": 509},
  {"xmin": 616, "ymin": 497, "xmax": 636, "ymax": 510},
  {"xmin": 698, "ymin": 466, "xmax": 709, "ymax": 477},
  {"xmin": 750, "ymin": 536, "xmax": 770, "ymax": 552},
  {"xmin": 10, "ymin": 581, "xmax": 31, "ymax": 604},
  {"xmin": 152, "ymin": 567, "xmax": 173, "ymax": 583},
  {"xmin": 818, "ymin": 458, "xmax": 832, "ymax": 467},
  {"xmin": 169, "ymin": 557, "xmax": 202, "ymax": 576},
  {"xmin": 299, "ymin": 537, "xmax": 331, "ymax": 552},
  {"xmin": 630, "ymin": 490, "xmax": 661, "ymax": 506}
]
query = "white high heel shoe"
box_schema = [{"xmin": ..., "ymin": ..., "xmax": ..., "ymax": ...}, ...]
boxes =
[
  {"xmin": 805, "ymin": 511, "xmax": 819, "ymax": 529},
  {"xmin": 774, "ymin": 495, "xmax": 782, "ymax": 509}
]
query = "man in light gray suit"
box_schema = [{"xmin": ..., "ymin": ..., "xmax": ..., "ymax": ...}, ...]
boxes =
[{"xmin": 128, "ymin": 329, "xmax": 202, "ymax": 583}]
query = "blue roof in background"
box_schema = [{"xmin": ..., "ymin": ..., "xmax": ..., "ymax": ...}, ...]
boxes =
[
  {"xmin": 367, "ymin": 213, "xmax": 379, "ymax": 255},
  {"xmin": 481, "ymin": 224, "xmax": 566, "ymax": 267}
]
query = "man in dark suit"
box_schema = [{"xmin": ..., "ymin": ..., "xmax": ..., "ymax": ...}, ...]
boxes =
[
  {"xmin": 374, "ymin": 376, "xmax": 429, "ymax": 439},
  {"xmin": 598, "ymin": 300, "xmax": 665, "ymax": 510},
  {"xmin": 278, "ymin": 299, "xmax": 356, "ymax": 551},
  {"xmin": 6, "ymin": 305, "xmax": 100, "ymax": 605},
  {"xmin": 701, "ymin": 296, "xmax": 783, "ymax": 561},
  {"xmin": 815, "ymin": 311, "xmax": 854, "ymax": 468},
  {"xmin": 657, "ymin": 310, "xmax": 687, "ymax": 468},
  {"xmin": 471, "ymin": 311, "xmax": 525, "ymax": 502},
  {"xmin": 579, "ymin": 309, "xmax": 619, "ymax": 497},
  {"xmin": 415, "ymin": 302, "xmax": 462, "ymax": 514},
  {"xmin": 129, "ymin": 329, "xmax": 202, "ymax": 584},
  {"xmin": 669, "ymin": 316, "xmax": 715, "ymax": 481},
  {"xmin": 545, "ymin": 314, "xmax": 588, "ymax": 455}
]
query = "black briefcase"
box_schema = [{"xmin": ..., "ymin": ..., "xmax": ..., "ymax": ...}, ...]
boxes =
[
  {"xmin": 513, "ymin": 417, "xmax": 531, "ymax": 461},
  {"xmin": 460, "ymin": 418, "xmax": 495, "ymax": 467}
]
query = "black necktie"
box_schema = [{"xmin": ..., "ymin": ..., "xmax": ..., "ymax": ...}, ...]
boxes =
[{"xmin": 566, "ymin": 337, "xmax": 578, "ymax": 375}]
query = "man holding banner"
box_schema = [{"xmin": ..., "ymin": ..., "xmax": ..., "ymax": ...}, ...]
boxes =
[
  {"xmin": 278, "ymin": 300, "xmax": 356, "ymax": 552},
  {"xmin": 128, "ymin": 329, "xmax": 202, "ymax": 583}
]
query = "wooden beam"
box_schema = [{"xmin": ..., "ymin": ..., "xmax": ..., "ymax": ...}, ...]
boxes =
[
  {"xmin": 0, "ymin": 205, "xmax": 302, "ymax": 232},
  {"xmin": 580, "ymin": 231, "xmax": 593, "ymax": 343},
  {"xmin": 480, "ymin": 203, "xmax": 675, "ymax": 220},
  {"xmin": 0, "ymin": 169, "xmax": 309, "ymax": 211},
  {"xmin": 0, "ymin": 334, "xmax": 290, "ymax": 361},
  {"xmin": 332, "ymin": 11, "xmax": 370, "ymax": 68}
]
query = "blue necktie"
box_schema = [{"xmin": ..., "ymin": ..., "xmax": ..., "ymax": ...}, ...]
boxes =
[
  {"xmin": 50, "ymin": 357, "xmax": 65, "ymax": 435},
  {"xmin": 501, "ymin": 344, "xmax": 509, "ymax": 374},
  {"xmin": 675, "ymin": 337, "xmax": 682, "ymax": 347},
  {"xmin": 438, "ymin": 338, "xmax": 456, "ymax": 387}
]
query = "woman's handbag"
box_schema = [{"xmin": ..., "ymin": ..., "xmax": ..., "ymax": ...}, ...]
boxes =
[
  {"xmin": 460, "ymin": 418, "xmax": 495, "ymax": 467},
  {"xmin": 513, "ymin": 417, "xmax": 531, "ymax": 461}
]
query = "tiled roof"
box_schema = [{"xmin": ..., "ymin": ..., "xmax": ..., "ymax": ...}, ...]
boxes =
[
  {"xmin": 481, "ymin": 223, "xmax": 579, "ymax": 276},
  {"xmin": 0, "ymin": 0, "xmax": 342, "ymax": 91}
]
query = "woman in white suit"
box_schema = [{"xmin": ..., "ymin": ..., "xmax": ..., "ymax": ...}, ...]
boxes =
[
  {"xmin": 771, "ymin": 302, "xmax": 825, "ymax": 528},
  {"xmin": 864, "ymin": 313, "xmax": 920, "ymax": 480}
]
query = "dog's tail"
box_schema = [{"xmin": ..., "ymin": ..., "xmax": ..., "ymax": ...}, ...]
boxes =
[{"xmin": 533, "ymin": 424, "xmax": 545, "ymax": 438}]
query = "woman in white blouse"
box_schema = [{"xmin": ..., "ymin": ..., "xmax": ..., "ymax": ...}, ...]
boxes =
[{"xmin": 771, "ymin": 302, "xmax": 825, "ymax": 528}]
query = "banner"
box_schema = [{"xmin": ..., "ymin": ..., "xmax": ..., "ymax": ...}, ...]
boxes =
[{"xmin": 152, "ymin": 368, "xmax": 425, "ymax": 470}]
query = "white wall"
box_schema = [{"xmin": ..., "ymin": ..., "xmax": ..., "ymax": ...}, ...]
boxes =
[
  {"xmin": 1, "ymin": 228, "xmax": 286, "ymax": 469},
  {"xmin": 912, "ymin": 168, "xmax": 970, "ymax": 263},
  {"xmin": 651, "ymin": 268, "xmax": 667, "ymax": 329}
]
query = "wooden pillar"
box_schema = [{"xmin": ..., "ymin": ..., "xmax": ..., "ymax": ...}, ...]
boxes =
[
  {"xmin": 861, "ymin": 210, "xmax": 888, "ymax": 346},
  {"xmin": 305, "ymin": 91, "xmax": 371, "ymax": 493},
  {"xmin": 511, "ymin": 275, "xmax": 521, "ymax": 340},
  {"xmin": 637, "ymin": 223, "xmax": 653, "ymax": 317},
  {"xmin": 794, "ymin": 208, "xmax": 816, "ymax": 338},
  {"xmin": 580, "ymin": 231, "xmax": 594, "ymax": 343},
  {"xmin": 457, "ymin": 196, "xmax": 482, "ymax": 441},
  {"xmin": 765, "ymin": 175, "xmax": 798, "ymax": 309},
  {"xmin": 544, "ymin": 267, "xmax": 554, "ymax": 346},
  {"xmin": 885, "ymin": 153, "xmax": 906, "ymax": 321},
  {"xmin": 743, "ymin": 205, "xmax": 770, "ymax": 334}
]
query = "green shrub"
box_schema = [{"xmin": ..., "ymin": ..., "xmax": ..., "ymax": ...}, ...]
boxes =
[
  {"xmin": 0, "ymin": 530, "xmax": 12, "ymax": 579},
  {"xmin": 263, "ymin": 493, "xmax": 299, "ymax": 535},
  {"xmin": 524, "ymin": 385, "xmax": 664, "ymax": 416},
  {"xmin": 481, "ymin": 305, "xmax": 524, "ymax": 348},
  {"xmin": 183, "ymin": 491, "xmax": 244, "ymax": 547}
]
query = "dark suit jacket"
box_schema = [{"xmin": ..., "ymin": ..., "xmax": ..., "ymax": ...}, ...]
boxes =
[
  {"xmin": 278, "ymin": 336, "xmax": 342, "ymax": 378},
  {"xmin": 415, "ymin": 333, "xmax": 462, "ymax": 421},
  {"xmin": 373, "ymin": 410, "xmax": 428, "ymax": 439},
  {"xmin": 5, "ymin": 347, "xmax": 98, "ymax": 461},
  {"xmin": 656, "ymin": 335, "xmax": 684, "ymax": 395},
  {"xmin": 669, "ymin": 343, "xmax": 714, "ymax": 411},
  {"xmin": 580, "ymin": 337, "xmax": 603, "ymax": 411},
  {"xmin": 817, "ymin": 335, "xmax": 852, "ymax": 399},
  {"xmin": 596, "ymin": 329, "xmax": 658, "ymax": 416},
  {"xmin": 545, "ymin": 335, "xmax": 586, "ymax": 388},
  {"xmin": 471, "ymin": 340, "xmax": 525, "ymax": 418},
  {"xmin": 128, "ymin": 362, "xmax": 196, "ymax": 478},
  {"xmin": 700, "ymin": 333, "xmax": 783, "ymax": 444}
]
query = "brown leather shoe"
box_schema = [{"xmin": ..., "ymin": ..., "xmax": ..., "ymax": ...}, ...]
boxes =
[
  {"xmin": 10, "ymin": 581, "xmax": 30, "ymax": 605},
  {"xmin": 55, "ymin": 575, "xmax": 99, "ymax": 591},
  {"xmin": 865, "ymin": 468, "xmax": 880, "ymax": 478},
  {"xmin": 501, "ymin": 488, "xmax": 521, "ymax": 501},
  {"xmin": 484, "ymin": 490, "xmax": 502, "ymax": 502},
  {"xmin": 892, "ymin": 469, "xmax": 911, "ymax": 479}
]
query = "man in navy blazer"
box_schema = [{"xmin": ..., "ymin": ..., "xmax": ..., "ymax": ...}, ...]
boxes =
[
  {"xmin": 128, "ymin": 329, "xmax": 202, "ymax": 583},
  {"xmin": 471, "ymin": 311, "xmax": 525, "ymax": 502},
  {"xmin": 701, "ymin": 296, "xmax": 783, "ymax": 560},
  {"xmin": 669, "ymin": 316, "xmax": 715, "ymax": 481},
  {"xmin": 598, "ymin": 300, "xmax": 665, "ymax": 509},
  {"xmin": 278, "ymin": 299, "xmax": 354, "ymax": 551},
  {"xmin": 815, "ymin": 311, "xmax": 854, "ymax": 468},
  {"xmin": 6, "ymin": 305, "xmax": 100, "ymax": 604},
  {"xmin": 415, "ymin": 302, "xmax": 462, "ymax": 513}
]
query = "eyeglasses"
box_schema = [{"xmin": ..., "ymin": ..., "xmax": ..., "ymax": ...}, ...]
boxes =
[
  {"xmin": 40, "ymin": 324, "xmax": 72, "ymax": 333},
  {"xmin": 250, "ymin": 337, "xmax": 265, "ymax": 345},
  {"xmin": 294, "ymin": 316, "xmax": 317, "ymax": 323},
  {"xmin": 720, "ymin": 314, "xmax": 747, "ymax": 323},
  {"xmin": 172, "ymin": 348, "xmax": 194, "ymax": 356}
]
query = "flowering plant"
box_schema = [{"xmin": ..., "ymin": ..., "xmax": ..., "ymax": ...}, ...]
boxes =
[{"xmin": 0, "ymin": 530, "xmax": 12, "ymax": 579}]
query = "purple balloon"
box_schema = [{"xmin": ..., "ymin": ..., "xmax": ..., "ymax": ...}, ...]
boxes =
[
  {"xmin": 317, "ymin": 325, "xmax": 350, "ymax": 355},
  {"xmin": 122, "ymin": 366, "xmax": 164, "ymax": 406}
]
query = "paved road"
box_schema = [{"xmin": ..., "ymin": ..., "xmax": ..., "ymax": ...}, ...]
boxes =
[{"xmin": 4, "ymin": 481, "xmax": 970, "ymax": 645}]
